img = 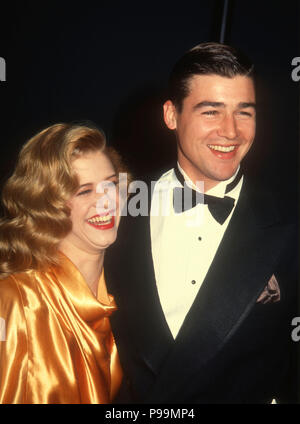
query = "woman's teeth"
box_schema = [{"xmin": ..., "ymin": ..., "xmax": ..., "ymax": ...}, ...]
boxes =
[
  {"xmin": 88, "ymin": 215, "xmax": 112, "ymax": 225},
  {"xmin": 208, "ymin": 145, "xmax": 236, "ymax": 152}
]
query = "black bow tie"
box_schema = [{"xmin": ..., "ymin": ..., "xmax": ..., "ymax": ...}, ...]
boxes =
[{"xmin": 173, "ymin": 166, "xmax": 243, "ymax": 225}]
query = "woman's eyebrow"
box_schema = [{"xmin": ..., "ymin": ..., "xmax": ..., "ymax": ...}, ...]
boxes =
[
  {"xmin": 78, "ymin": 174, "xmax": 117, "ymax": 188},
  {"xmin": 105, "ymin": 173, "xmax": 117, "ymax": 179},
  {"xmin": 78, "ymin": 183, "xmax": 92, "ymax": 189}
]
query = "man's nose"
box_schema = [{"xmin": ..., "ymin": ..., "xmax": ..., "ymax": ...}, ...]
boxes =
[{"xmin": 217, "ymin": 114, "xmax": 238, "ymax": 140}]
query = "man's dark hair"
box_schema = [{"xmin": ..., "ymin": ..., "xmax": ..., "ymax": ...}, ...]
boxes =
[{"xmin": 168, "ymin": 42, "xmax": 254, "ymax": 112}]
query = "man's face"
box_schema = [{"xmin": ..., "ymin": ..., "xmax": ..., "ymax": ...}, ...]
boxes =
[{"xmin": 163, "ymin": 74, "xmax": 256, "ymax": 191}]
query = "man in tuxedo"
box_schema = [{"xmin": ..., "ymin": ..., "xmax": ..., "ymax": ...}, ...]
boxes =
[{"xmin": 105, "ymin": 42, "xmax": 298, "ymax": 403}]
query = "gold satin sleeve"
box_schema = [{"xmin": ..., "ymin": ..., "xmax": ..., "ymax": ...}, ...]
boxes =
[
  {"xmin": 0, "ymin": 276, "xmax": 28, "ymax": 403},
  {"xmin": 109, "ymin": 335, "xmax": 122, "ymax": 401},
  {"xmin": 97, "ymin": 272, "xmax": 123, "ymax": 402}
]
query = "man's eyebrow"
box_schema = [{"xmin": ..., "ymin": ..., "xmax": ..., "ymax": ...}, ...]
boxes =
[
  {"xmin": 193, "ymin": 101, "xmax": 225, "ymax": 110},
  {"xmin": 237, "ymin": 102, "xmax": 256, "ymax": 109},
  {"xmin": 193, "ymin": 101, "xmax": 256, "ymax": 111}
]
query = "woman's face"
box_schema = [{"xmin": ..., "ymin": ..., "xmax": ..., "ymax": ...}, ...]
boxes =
[{"xmin": 62, "ymin": 151, "xmax": 120, "ymax": 254}]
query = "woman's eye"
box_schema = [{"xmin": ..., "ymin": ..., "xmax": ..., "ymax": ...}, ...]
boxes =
[
  {"xmin": 106, "ymin": 180, "xmax": 119, "ymax": 188},
  {"xmin": 77, "ymin": 189, "xmax": 92, "ymax": 196}
]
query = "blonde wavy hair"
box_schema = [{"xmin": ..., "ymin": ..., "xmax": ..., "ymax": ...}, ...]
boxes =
[{"xmin": 0, "ymin": 123, "xmax": 127, "ymax": 278}]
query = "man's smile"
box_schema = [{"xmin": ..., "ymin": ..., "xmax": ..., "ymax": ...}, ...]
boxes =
[{"xmin": 207, "ymin": 144, "xmax": 240, "ymax": 160}]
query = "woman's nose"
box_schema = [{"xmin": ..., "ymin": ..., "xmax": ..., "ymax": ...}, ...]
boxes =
[{"xmin": 95, "ymin": 183, "xmax": 118, "ymax": 212}]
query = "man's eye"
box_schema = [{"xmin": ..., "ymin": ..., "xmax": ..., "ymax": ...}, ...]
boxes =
[
  {"xmin": 77, "ymin": 189, "xmax": 92, "ymax": 196},
  {"xmin": 202, "ymin": 110, "xmax": 218, "ymax": 116},
  {"xmin": 239, "ymin": 111, "xmax": 252, "ymax": 117}
]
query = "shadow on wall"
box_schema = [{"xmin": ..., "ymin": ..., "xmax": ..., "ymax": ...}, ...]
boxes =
[{"xmin": 110, "ymin": 83, "xmax": 177, "ymax": 181}]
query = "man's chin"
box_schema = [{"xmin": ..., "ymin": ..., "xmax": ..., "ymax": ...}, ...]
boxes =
[{"xmin": 211, "ymin": 164, "xmax": 240, "ymax": 182}]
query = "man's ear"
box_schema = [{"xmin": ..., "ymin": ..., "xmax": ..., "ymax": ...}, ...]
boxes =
[{"xmin": 163, "ymin": 100, "xmax": 177, "ymax": 130}]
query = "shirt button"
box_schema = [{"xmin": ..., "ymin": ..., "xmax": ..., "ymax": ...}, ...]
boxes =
[{"xmin": 191, "ymin": 280, "xmax": 196, "ymax": 285}]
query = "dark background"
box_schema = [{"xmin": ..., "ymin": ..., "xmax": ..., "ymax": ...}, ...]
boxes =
[{"xmin": 0, "ymin": 1, "xmax": 299, "ymax": 187}]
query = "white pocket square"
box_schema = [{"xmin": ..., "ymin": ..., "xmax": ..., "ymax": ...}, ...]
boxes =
[{"xmin": 256, "ymin": 274, "xmax": 280, "ymax": 304}]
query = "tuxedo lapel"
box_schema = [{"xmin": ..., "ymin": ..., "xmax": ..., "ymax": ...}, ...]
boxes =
[
  {"xmin": 147, "ymin": 178, "xmax": 293, "ymax": 400},
  {"xmin": 176, "ymin": 178, "xmax": 282, "ymax": 346},
  {"xmin": 106, "ymin": 212, "xmax": 174, "ymax": 376}
]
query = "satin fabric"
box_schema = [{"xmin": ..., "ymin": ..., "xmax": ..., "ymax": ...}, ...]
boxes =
[{"xmin": 0, "ymin": 253, "xmax": 122, "ymax": 404}]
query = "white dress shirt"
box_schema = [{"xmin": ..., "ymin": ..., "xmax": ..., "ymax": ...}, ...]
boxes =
[{"xmin": 150, "ymin": 164, "xmax": 243, "ymax": 338}]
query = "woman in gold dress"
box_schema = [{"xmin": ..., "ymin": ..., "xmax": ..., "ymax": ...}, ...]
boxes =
[{"xmin": 0, "ymin": 123, "xmax": 127, "ymax": 403}]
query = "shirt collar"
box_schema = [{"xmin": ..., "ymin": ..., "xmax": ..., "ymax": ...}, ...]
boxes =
[{"xmin": 176, "ymin": 162, "xmax": 242, "ymax": 199}]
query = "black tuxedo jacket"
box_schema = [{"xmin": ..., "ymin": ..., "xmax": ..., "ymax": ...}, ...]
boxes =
[{"xmin": 105, "ymin": 175, "xmax": 298, "ymax": 404}]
